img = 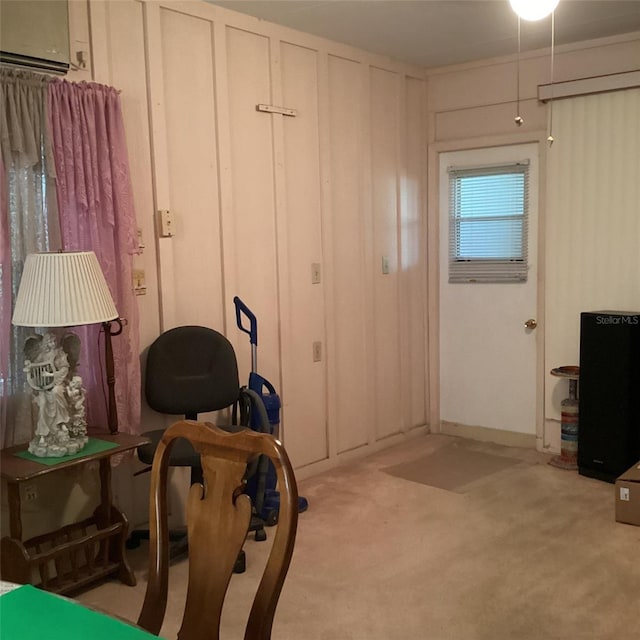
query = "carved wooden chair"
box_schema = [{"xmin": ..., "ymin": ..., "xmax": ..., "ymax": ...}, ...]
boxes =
[{"xmin": 137, "ymin": 420, "xmax": 298, "ymax": 640}]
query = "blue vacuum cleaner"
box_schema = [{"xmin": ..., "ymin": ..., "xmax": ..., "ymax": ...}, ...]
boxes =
[{"xmin": 233, "ymin": 296, "xmax": 308, "ymax": 524}]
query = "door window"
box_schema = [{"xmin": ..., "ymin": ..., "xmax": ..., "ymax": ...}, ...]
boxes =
[{"xmin": 448, "ymin": 162, "xmax": 529, "ymax": 283}]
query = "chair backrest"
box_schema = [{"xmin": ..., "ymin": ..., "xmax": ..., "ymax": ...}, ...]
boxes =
[
  {"xmin": 137, "ymin": 420, "xmax": 298, "ymax": 640},
  {"xmin": 145, "ymin": 326, "xmax": 240, "ymax": 419}
]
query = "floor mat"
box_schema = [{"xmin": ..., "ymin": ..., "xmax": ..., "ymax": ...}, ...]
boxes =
[{"xmin": 383, "ymin": 442, "xmax": 521, "ymax": 492}]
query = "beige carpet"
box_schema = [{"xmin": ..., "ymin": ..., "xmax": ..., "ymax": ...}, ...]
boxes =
[
  {"xmin": 384, "ymin": 440, "xmax": 521, "ymax": 492},
  {"xmin": 77, "ymin": 434, "xmax": 640, "ymax": 639}
]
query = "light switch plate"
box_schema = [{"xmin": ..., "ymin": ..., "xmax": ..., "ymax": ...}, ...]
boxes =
[{"xmin": 382, "ymin": 255, "xmax": 390, "ymax": 274}]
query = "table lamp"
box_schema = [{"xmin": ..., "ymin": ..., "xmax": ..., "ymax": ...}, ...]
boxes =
[{"xmin": 11, "ymin": 251, "xmax": 120, "ymax": 457}]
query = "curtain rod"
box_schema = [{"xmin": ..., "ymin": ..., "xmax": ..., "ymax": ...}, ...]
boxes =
[{"xmin": 538, "ymin": 69, "xmax": 640, "ymax": 102}]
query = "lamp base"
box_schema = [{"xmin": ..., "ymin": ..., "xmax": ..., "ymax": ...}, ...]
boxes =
[{"xmin": 24, "ymin": 332, "xmax": 89, "ymax": 458}]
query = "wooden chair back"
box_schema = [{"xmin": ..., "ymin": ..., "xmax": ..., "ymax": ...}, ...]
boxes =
[{"xmin": 137, "ymin": 420, "xmax": 298, "ymax": 640}]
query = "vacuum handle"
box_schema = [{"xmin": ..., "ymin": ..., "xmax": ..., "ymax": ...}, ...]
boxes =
[{"xmin": 233, "ymin": 296, "xmax": 257, "ymax": 346}]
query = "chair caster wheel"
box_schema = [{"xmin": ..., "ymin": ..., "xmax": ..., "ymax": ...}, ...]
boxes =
[
  {"xmin": 254, "ymin": 528, "xmax": 267, "ymax": 542},
  {"xmin": 126, "ymin": 535, "xmax": 142, "ymax": 550},
  {"xmin": 234, "ymin": 549, "xmax": 246, "ymax": 574},
  {"xmin": 265, "ymin": 510, "xmax": 278, "ymax": 527}
]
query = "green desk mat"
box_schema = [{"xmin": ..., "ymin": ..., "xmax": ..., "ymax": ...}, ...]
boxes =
[
  {"xmin": 0, "ymin": 584, "xmax": 159, "ymax": 640},
  {"xmin": 14, "ymin": 438, "xmax": 119, "ymax": 465}
]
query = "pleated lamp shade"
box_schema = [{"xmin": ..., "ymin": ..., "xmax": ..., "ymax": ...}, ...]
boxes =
[{"xmin": 12, "ymin": 252, "xmax": 118, "ymax": 327}]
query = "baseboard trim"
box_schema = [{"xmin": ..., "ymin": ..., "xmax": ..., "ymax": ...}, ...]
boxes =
[{"xmin": 440, "ymin": 421, "xmax": 537, "ymax": 449}]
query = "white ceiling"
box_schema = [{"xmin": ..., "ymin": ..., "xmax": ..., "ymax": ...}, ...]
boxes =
[{"xmin": 207, "ymin": 0, "xmax": 640, "ymax": 68}]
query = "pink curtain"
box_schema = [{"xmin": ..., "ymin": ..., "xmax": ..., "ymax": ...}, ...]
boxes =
[
  {"xmin": 0, "ymin": 158, "xmax": 9, "ymax": 435},
  {"xmin": 48, "ymin": 80, "xmax": 141, "ymax": 434}
]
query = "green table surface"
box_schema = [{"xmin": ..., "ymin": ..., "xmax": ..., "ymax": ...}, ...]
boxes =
[
  {"xmin": 13, "ymin": 438, "xmax": 119, "ymax": 466},
  {"xmin": 0, "ymin": 584, "xmax": 160, "ymax": 639}
]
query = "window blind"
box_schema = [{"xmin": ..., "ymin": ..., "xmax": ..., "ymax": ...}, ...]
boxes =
[{"xmin": 448, "ymin": 161, "xmax": 529, "ymax": 283}]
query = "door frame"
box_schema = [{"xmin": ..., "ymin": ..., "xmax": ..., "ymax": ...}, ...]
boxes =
[{"xmin": 426, "ymin": 131, "xmax": 550, "ymax": 451}]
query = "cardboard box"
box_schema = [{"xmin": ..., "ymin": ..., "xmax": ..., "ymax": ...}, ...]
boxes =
[{"xmin": 615, "ymin": 461, "xmax": 640, "ymax": 526}]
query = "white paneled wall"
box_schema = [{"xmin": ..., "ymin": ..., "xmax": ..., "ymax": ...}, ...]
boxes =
[
  {"xmin": 371, "ymin": 67, "xmax": 402, "ymax": 442},
  {"xmin": 545, "ymin": 88, "xmax": 640, "ymax": 420},
  {"xmin": 279, "ymin": 42, "xmax": 327, "ymax": 467},
  {"xmin": 326, "ymin": 55, "xmax": 371, "ymax": 455},
  {"xmin": 89, "ymin": 0, "xmax": 429, "ymax": 476},
  {"xmin": 403, "ymin": 78, "xmax": 428, "ymax": 430},
  {"xmin": 158, "ymin": 8, "xmax": 223, "ymax": 331},
  {"xmin": 223, "ymin": 26, "xmax": 280, "ymax": 387}
]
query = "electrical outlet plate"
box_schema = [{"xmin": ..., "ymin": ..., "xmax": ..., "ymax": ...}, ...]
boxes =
[
  {"xmin": 137, "ymin": 227, "xmax": 145, "ymax": 249},
  {"xmin": 133, "ymin": 269, "xmax": 147, "ymax": 296},
  {"xmin": 24, "ymin": 484, "xmax": 38, "ymax": 502},
  {"xmin": 159, "ymin": 209, "xmax": 174, "ymax": 237},
  {"xmin": 311, "ymin": 263, "xmax": 321, "ymax": 284}
]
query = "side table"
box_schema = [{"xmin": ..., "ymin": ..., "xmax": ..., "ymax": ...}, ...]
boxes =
[
  {"xmin": 549, "ymin": 366, "xmax": 580, "ymax": 470},
  {"xmin": 0, "ymin": 432, "xmax": 148, "ymax": 595}
]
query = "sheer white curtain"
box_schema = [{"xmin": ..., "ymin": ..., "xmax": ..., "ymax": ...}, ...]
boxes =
[{"xmin": 0, "ymin": 68, "xmax": 61, "ymax": 446}]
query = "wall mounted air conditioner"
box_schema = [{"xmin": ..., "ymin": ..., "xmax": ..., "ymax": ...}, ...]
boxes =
[{"xmin": 0, "ymin": 0, "xmax": 70, "ymax": 74}]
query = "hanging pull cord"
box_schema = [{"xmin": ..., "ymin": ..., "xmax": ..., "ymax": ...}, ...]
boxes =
[
  {"xmin": 515, "ymin": 16, "xmax": 523, "ymax": 126},
  {"xmin": 547, "ymin": 11, "xmax": 556, "ymax": 146}
]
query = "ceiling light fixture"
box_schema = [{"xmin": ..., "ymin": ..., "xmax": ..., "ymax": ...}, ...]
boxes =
[{"xmin": 509, "ymin": 0, "xmax": 559, "ymax": 21}]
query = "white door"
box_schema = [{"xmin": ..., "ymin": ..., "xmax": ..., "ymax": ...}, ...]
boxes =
[{"xmin": 439, "ymin": 143, "xmax": 539, "ymax": 438}]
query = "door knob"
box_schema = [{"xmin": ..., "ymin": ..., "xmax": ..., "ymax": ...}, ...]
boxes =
[{"xmin": 524, "ymin": 318, "xmax": 537, "ymax": 329}]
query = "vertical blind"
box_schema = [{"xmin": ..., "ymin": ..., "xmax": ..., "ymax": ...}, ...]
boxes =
[
  {"xmin": 544, "ymin": 88, "xmax": 640, "ymax": 420},
  {"xmin": 448, "ymin": 162, "xmax": 529, "ymax": 283}
]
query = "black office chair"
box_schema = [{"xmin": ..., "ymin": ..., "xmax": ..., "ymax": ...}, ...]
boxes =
[{"xmin": 127, "ymin": 325, "xmax": 270, "ymax": 571}]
